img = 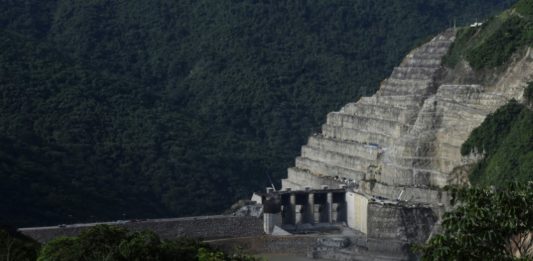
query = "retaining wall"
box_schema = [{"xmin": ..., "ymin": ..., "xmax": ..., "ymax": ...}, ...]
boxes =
[
  {"xmin": 19, "ymin": 215, "xmax": 263, "ymax": 243},
  {"xmin": 207, "ymin": 235, "xmax": 319, "ymax": 255}
]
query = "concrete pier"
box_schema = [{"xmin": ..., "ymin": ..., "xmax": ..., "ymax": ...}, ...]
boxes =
[
  {"xmin": 326, "ymin": 192, "xmax": 333, "ymax": 223},
  {"xmin": 262, "ymin": 187, "xmax": 347, "ymax": 234},
  {"xmin": 306, "ymin": 193, "xmax": 314, "ymax": 224}
]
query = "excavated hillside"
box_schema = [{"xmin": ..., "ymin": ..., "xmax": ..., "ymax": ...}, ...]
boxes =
[{"xmin": 282, "ymin": 28, "xmax": 532, "ymax": 206}]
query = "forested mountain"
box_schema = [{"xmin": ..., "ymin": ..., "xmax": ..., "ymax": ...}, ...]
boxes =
[{"xmin": 0, "ymin": 0, "xmax": 515, "ymax": 227}]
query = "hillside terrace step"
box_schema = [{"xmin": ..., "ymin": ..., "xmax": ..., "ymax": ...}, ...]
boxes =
[
  {"xmin": 307, "ymin": 135, "xmax": 380, "ymax": 161},
  {"xmin": 378, "ymin": 83, "xmax": 433, "ymax": 96},
  {"xmin": 378, "ymin": 163, "xmax": 446, "ymax": 187},
  {"xmin": 294, "ymin": 157, "xmax": 366, "ymax": 182},
  {"xmin": 401, "ymin": 57, "xmax": 442, "ymax": 67},
  {"xmin": 381, "ymin": 160, "xmax": 445, "ymax": 176},
  {"xmin": 436, "ymin": 86, "xmax": 507, "ymax": 107},
  {"xmin": 381, "ymin": 77, "xmax": 432, "ymax": 88},
  {"xmin": 321, "ymin": 124, "xmax": 394, "ymax": 146},
  {"xmin": 384, "ymin": 155, "xmax": 457, "ymax": 171},
  {"xmin": 354, "ymin": 95, "xmax": 422, "ymax": 111},
  {"xmin": 340, "ymin": 102, "xmax": 413, "ymax": 123},
  {"xmin": 410, "ymin": 45, "xmax": 451, "ymax": 55},
  {"xmin": 437, "ymin": 95, "xmax": 506, "ymax": 107},
  {"xmin": 283, "ymin": 167, "xmax": 342, "ymax": 190},
  {"xmin": 436, "ymin": 101, "xmax": 492, "ymax": 118},
  {"xmin": 378, "ymin": 87, "xmax": 432, "ymax": 97},
  {"xmin": 437, "ymin": 84, "xmax": 484, "ymax": 94},
  {"xmin": 388, "ymin": 73, "xmax": 433, "ymax": 81},
  {"xmin": 357, "ymin": 95, "xmax": 422, "ymax": 110},
  {"xmin": 377, "ymin": 84, "xmax": 434, "ymax": 96},
  {"xmin": 413, "ymin": 40, "xmax": 454, "ymax": 52},
  {"xmin": 424, "ymin": 36, "xmax": 455, "ymax": 44},
  {"xmin": 359, "ymin": 95, "xmax": 425, "ymax": 107},
  {"xmin": 326, "ymin": 112, "xmax": 404, "ymax": 134},
  {"xmin": 407, "ymin": 49, "xmax": 450, "ymax": 60},
  {"xmin": 390, "ymin": 67, "xmax": 439, "ymax": 80},
  {"xmin": 392, "ymin": 66, "xmax": 440, "ymax": 75},
  {"xmin": 341, "ymin": 101, "xmax": 407, "ymax": 115},
  {"xmin": 409, "ymin": 44, "xmax": 451, "ymax": 55},
  {"xmin": 301, "ymin": 145, "xmax": 371, "ymax": 173}
]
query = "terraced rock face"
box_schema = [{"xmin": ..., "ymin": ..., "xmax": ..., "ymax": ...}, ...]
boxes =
[{"xmin": 282, "ymin": 29, "xmax": 530, "ymax": 205}]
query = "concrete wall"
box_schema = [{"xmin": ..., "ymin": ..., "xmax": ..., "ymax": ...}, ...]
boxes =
[
  {"xmin": 19, "ymin": 215, "xmax": 263, "ymax": 243},
  {"xmin": 207, "ymin": 235, "xmax": 319, "ymax": 255},
  {"xmin": 346, "ymin": 192, "xmax": 369, "ymax": 234},
  {"xmin": 367, "ymin": 203, "xmax": 437, "ymax": 243},
  {"xmin": 263, "ymin": 213, "xmax": 282, "ymax": 234}
]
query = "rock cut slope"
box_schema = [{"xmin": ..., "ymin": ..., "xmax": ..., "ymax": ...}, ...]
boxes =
[{"xmin": 282, "ymin": 29, "xmax": 530, "ymax": 204}]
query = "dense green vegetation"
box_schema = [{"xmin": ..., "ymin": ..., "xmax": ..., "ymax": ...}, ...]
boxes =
[
  {"xmin": 516, "ymin": 0, "xmax": 533, "ymax": 17},
  {"xmin": 461, "ymin": 100, "xmax": 533, "ymax": 186},
  {"xmin": 0, "ymin": 227, "xmax": 40, "ymax": 261},
  {"xmin": 417, "ymin": 183, "xmax": 533, "ymax": 260},
  {"xmin": 444, "ymin": 0, "xmax": 533, "ymax": 69},
  {"xmin": 525, "ymin": 82, "xmax": 533, "ymax": 106},
  {"xmin": 0, "ymin": 225, "xmax": 253, "ymax": 261},
  {"xmin": 0, "ymin": 0, "xmax": 514, "ymax": 226}
]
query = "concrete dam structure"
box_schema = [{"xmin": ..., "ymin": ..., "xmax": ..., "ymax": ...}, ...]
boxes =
[
  {"xmin": 279, "ymin": 28, "xmax": 532, "ymax": 259},
  {"xmin": 19, "ymin": 29, "xmax": 532, "ymax": 260},
  {"xmin": 20, "ymin": 216, "xmax": 264, "ymax": 243}
]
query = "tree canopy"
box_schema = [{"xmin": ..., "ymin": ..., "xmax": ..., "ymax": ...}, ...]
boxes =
[
  {"xmin": 444, "ymin": 0, "xmax": 533, "ymax": 69},
  {"xmin": 0, "ymin": 227, "xmax": 40, "ymax": 261},
  {"xmin": 417, "ymin": 183, "xmax": 533, "ymax": 260},
  {"xmin": 461, "ymin": 100, "xmax": 533, "ymax": 186},
  {"xmin": 0, "ymin": 225, "xmax": 254, "ymax": 261}
]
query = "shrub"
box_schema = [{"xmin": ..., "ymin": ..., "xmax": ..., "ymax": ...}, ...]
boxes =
[{"xmin": 515, "ymin": 0, "xmax": 533, "ymax": 17}]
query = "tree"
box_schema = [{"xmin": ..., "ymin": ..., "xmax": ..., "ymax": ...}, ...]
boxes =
[
  {"xmin": 416, "ymin": 183, "xmax": 533, "ymax": 260},
  {"xmin": 118, "ymin": 231, "xmax": 161, "ymax": 261},
  {"xmin": 0, "ymin": 229, "xmax": 39, "ymax": 261},
  {"xmin": 36, "ymin": 225, "xmax": 258, "ymax": 261},
  {"xmin": 37, "ymin": 237, "xmax": 81, "ymax": 261},
  {"xmin": 76, "ymin": 225, "xmax": 128, "ymax": 260}
]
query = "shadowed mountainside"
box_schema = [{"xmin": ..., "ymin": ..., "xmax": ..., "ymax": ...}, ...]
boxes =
[{"xmin": 0, "ymin": 0, "xmax": 515, "ymax": 226}]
